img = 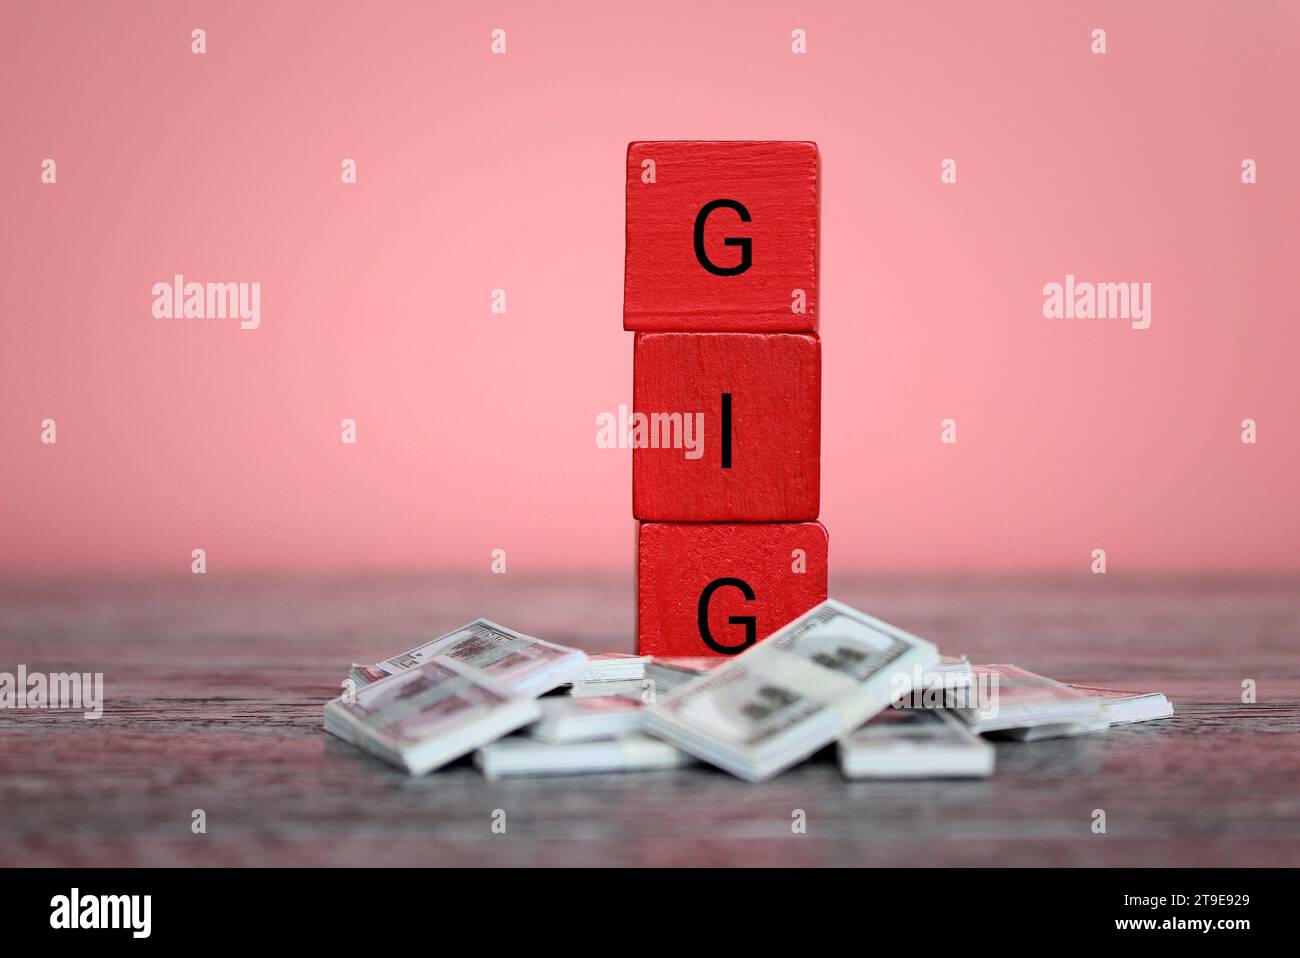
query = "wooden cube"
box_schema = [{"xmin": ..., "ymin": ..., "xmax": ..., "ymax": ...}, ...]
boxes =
[
  {"xmin": 636, "ymin": 521, "xmax": 829, "ymax": 657},
  {"xmin": 633, "ymin": 331, "xmax": 820, "ymax": 521},
  {"xmin": 624, "ymin": 141, "xmax": 819, "ymax": 332}
]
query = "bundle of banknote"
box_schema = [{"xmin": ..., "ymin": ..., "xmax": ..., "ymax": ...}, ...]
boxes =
[
  {"xmin": 934, "ymin": 655, "xmax": 973, "ymax": 679},
  {"xmin": 325, "ymin": 657, "xmax": 540, "ymax": 775},
  {"xmin": 947, "ymin": 664, "xmax": 1110, "ymax": 740},
  {"xmin": 891, "ymin": 654, "xmax": 973, "ymax": 708},
  {"xmin": 568, "ymin": 652, "xmax": 650, "ymax": 698},
  {"xmin": 475, "ymin": 733, "xmax": 693, "ymax": 778},
  {"xmin": 838, "ymin": 707, "xmax": 994, "ymax": 779},
  {"xmin": 1067, "ymin": 684, "xmax": 1174, "ymax": 724},
  {"xmin": 645, "ymin": 599, "xmax": 940, "ymax": 782},
  {"xmin": 347, "ymin": 619, "xmax": 587, "ymax": 697},
  {"xmin": 480, "ymin": 675, "xmax": 695, "ymax": 775},
  {"xmin": 529, "ymin": 694, "xmax": 646, "ymax": 744},
  {"xmin": 643, "ymin": 656, "xmax": 724, "ymax": 696}
]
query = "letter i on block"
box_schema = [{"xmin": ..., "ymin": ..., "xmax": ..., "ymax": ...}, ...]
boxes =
[
  {"xmin": 637, "ymin": 522, "xmax": 829, "ymax": 656},
  {"xmin": 633, "ymin": 331, "xmax": 820, "ymax": 521},
  {"xmin": 625, "ymin": 141, "xmax": 819, "ymax": 332}
]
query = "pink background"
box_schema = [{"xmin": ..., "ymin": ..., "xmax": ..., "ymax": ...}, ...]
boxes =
[{"xmin": 2, "ymin": 0, "xmax": 1296, "ymax": 574}]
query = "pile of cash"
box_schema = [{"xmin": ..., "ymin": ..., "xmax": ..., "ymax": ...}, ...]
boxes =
[
  {"xmin": 328, "ymin": 619, "xmax": 686, "ymax": 777},
  {"xmin": 324, "ymin": 658, "xmax": 540, "ymax": 775},
  {"xmin": 323, "ymin": 602, "xmax": 1174, "ymax": 782}
]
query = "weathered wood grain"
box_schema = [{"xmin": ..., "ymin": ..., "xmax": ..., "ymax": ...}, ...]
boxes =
[{"xmin": 1, "ymin": 573, "xmax": 1296, "ymax": 867}]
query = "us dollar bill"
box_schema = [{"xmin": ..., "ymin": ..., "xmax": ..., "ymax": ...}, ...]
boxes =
[
  {"xmin": 891, "ymin": 654, "xmax": 974, "ymax": 708},
  {"xmin": 325, "ymin": 656, "xmax": 540, "ymax": 776},
  {"xmin": 574, "ymin": 653, "xmax": 649, "ymax": 683},
  {"xmin": 838, "ymin": 707, "xmax": 994, "ymax": 779},
  {"xmin": 643, "ymin": 656, "xmax": 725, "ymax": 696},
  {"xmin": 1067, "ymin": 683, "xmax": 1174, "ymax": 726},
  {"xmin": 530, "ymin": 694, "xmax": 646, "ymax": 744},
  {"xmin": 348, "ymin": 619, "xmax": 587, "ymax": 698},
  {"xmin": 644, "ymin": 599, "xmax": 940, "ymax": 782},
  {"xmin": 474, "ymin": 734, "xmax": 693, "ymax": 778},
  {"xmin": 948, "ymin": 664, "xmax": 1108, "ymax": 739}
]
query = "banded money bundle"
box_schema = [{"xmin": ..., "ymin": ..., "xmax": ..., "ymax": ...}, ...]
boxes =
[{"xmin": 645, "ymin": 599, "xmax": 939, "ymax": 782}]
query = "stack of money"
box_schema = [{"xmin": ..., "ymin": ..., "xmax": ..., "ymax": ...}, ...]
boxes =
[
  {"xmin": 643, "ymin": 656, "xmax": 724, "ymax": 696},
  {"xmin": 568, "ymin": 653, "xmax": 650, "ymax": 698},
  {"xmin": 324, "ymin": 658, "xmax": 540, "ymax": 775},
  {"xmin": 838, "ymin": 708, "xmax": 994, "ymax": 779},
  {"xmin": 1068, "ymin": 684, "xmax": 1174, "ymax": 725},
  {"xmin": 479, "ymin": 687, "xmax": 697, "ymax": 777},
  {"xmin": 323, "ymin": 609, "xmax": 1176, "ymax": 782},
  {"xmin": 328, "ymin": 619, "xmax": 589, "ymax": 774},
  {"xmin": 347, "ymin": 619, "xmax": 588, "ymax": 697},
  {"xmin": 933, "ymin": 655, "xmax": 973, "ymax": 683},
  {"xmin": 475, "ymin": 734, "xmax": 692, "ymax": 778},
  {"xmin": 529, "ymin": 694, "xmax": 646, "ymax": 744},
  {"xmin": 948, "ymin": 664, "xmax": 1109, "ymax": 740},
  {"xmin": 892, "ymin": 654, "xmax": 973, "ymax": 708},
  {"xmin": 645, "ymin": 599, "xmax": 939, "ymax": 782}
]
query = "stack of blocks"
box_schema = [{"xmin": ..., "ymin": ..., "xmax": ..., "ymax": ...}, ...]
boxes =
[{"xmin": 624, "ymin": 141, "xmax": 829, "ymax": 657}]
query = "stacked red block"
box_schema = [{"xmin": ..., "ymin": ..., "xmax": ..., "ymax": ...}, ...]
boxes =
[{"xmin": 624, "ymin": 141, "xmax": 828, "ymax": 656}]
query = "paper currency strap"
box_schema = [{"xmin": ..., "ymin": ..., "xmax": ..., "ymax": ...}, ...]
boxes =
[{"xmin": 766, "ymin": 603, "xmax": 839, "ymax": 643}]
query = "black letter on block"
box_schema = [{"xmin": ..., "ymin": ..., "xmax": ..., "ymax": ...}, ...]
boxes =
[
  {"xmin": 698, "ymin": 577, "xmax": 757, "ymax": 654},
  {"xmin": 721, "ymin": 393, "xmax": 732, "ymax": 469},
  {"xmin": 694, "ymin": 199, "xmax": 752, "ymax": 276}
]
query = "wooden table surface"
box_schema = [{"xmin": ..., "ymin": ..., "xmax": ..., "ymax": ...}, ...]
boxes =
[{"xmin": 1, "ymin": 573, "xmax": 1296, "ymax": 867}]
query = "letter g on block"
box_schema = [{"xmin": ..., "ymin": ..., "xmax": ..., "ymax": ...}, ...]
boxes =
[
  {"xmin": 698, "ymin": 577, "xmax": 757, "ymax": 653},
  {"xmin": 693, "ymin": 199, "xmax": 752, "ymax": 276}
]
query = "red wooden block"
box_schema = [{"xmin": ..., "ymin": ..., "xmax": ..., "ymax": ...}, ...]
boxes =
[
  {"xmin": 636, "ymin": 521, "xmax": 829, "ymax": 657},
  {"xmin": 624, "ymin": 141, "xmax": 819, "ymax": 333},
  {"xmin": 632, "ymin": 332, "xmax": 820, "ymax": 521}
]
